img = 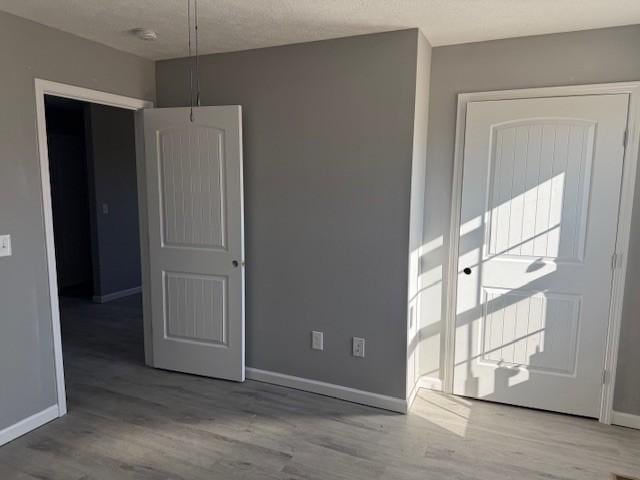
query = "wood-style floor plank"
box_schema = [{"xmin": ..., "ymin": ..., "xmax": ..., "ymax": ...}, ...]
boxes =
[{"xmin": 1, "ymin": 295, "xmax": 639, "ymax": 479}]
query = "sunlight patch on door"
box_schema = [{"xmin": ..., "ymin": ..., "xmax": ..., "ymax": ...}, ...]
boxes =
[
  {"xmin": 478, "ymin": 288, "xmax": 580, "ymax": 376},
  {"xmin": 486, "ymin": 121, "xmax": 595, "ymax": 262}
]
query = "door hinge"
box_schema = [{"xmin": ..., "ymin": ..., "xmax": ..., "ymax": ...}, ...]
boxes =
[
  {"xmin": 623, "ymin": 129, "xmax": 629, "ymax": 148},
  {"xmin": 602, "ymin": 369, "xmax": 608, "ymax": 385},
  {"xmin": 611, "ymin": 252, "xmax": 618, "ymax": 271}
]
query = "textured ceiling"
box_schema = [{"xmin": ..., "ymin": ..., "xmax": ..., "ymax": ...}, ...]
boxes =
[{"xmin": 2, "ymin": 0, "xmax": 640, "ymax": 60}]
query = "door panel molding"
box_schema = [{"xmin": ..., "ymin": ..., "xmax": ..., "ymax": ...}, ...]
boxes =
[{"xmin": 445, "ymin": 82, "xmax": 640, "ymax": 424}]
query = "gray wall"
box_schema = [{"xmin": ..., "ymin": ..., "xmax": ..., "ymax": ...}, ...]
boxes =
[
  {"xmin": 157, "ymin": 30, "xmax": 422, "ymax": 399},
  {"xmin": 45, "ymin": 101, "xmax": 93, "ymax": 293},
  {"xmin": 419, "ymin": 25, "xmax": 640, "ymax": 415},
  {"xmin": 86, "ymin": 104, "xmax": 141, "ymax": 299},
  {"xmin": 0, "ymin": 10, "xmax": 154, "ymax": 431}
]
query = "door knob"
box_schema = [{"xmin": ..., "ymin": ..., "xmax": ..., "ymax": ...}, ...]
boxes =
[
  {"xmin": 463, "ymin": 267, "xmax": 472, "ymax": 275},
  {"xmin": 232, "ymin": 260, "xmax": 239, "ymax": 267}
]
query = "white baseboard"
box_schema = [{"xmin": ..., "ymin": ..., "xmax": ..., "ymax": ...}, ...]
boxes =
[
  {"xmin": 0, "ymin": 405, "xmax": 59, "ymax": 447},
  {"xmin": 407, "ymin": 375, "xmax": 443, "ymax": 409},
  {"xmin": 417, "ymin": 376, "xmax": 443, "ymax": 392},
  {"xmin": 245, "ymin": 368, "xmax": 407, "ymax": 413},
  {"xmin": 407, "ymin": 379, "xmax": 420, "ymax": 410},
  {"xmin": 407, "ymin": 375, "xmax": 443, "ymax": 408},
  {"xmin": 612, "ymin": 410, "xmax": 640, "ymax": 430},
  {"xmin": 93, "ymin": 286, "xmax": 142, "ymax": 303}
]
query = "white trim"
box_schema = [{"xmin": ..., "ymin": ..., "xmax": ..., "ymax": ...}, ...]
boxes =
[
  {"xmin": 601, "ymin": 84, "xmax": 640, "ymax": 425},
  {"xmin": 407, "ymin": 379, "xmax": 420, "ymax": 410},
  {"xmin": 0, "ymin": 406, "xmax": 58, "ymax": 447},
  {"xmin": 444, "ymin": 81, "xmax": 640, "ymax": 424},
  {"xmin": 35, "ymin": 79, "xmax": 153, "ymax": 421},
  {"xmin": 417, "ymin": 376, "xmax": 443, "ymax": 392},
  {"xmin": 36, "ymin": 79, "xmax": 152, "ymax": 111},
  {"xmin": 443, "ymin": 94, "xmax": 469, "ymax": 395},
  {"xmin": 134, "ymin": 111, "xmax": 155, "ymax": 367},
  {"xmin": 92, "ymin": 286, "xmax": 142, "ymax": 303},
  {"xmin": 612, "ymin": 411, "xmax": 640, "ymax": 430},
  {"xmin": 407, "ymin": 375, "xmax": 443, "ymax": 410},
  {"xmin": 245, "ymin": 368, "xmax": 407, "ymax": 413}
]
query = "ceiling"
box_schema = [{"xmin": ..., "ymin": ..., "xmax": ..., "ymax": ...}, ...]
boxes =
[{"xmin": 2, "ymin": 0, "xmax": 640, "ymax": 60}]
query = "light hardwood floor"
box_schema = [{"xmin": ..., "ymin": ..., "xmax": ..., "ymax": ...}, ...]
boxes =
[{"xmin": 1, "ymin": 294, "xmax": 639, "ymax": 479}]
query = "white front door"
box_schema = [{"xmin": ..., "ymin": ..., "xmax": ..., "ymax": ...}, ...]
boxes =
[
  {"xmin": 454, "ymin": 94, "xmax": 629, "ymax": 417},
  {"xmin": 140, "ymin": 106, "xmax": 245, "ymax": 382}
]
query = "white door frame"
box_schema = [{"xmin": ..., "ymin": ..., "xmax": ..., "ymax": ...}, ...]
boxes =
[
  {"xmin": 34, "ymin": 79, "xmax": 153, "ymax": 417},
  {"xmin": 443, "ymin": 81, "xmax": 640, "ymax": 424}
]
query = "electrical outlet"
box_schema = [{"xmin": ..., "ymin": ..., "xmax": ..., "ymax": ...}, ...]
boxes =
[
  {"xmin": 311, "ymin": 331, "xmax": 324, "ymax": 351},
  {"xmin": 102, "ymin": 203, "xmax": 109, "ymax": 215},
  {"xmin": 352, "ymin": 337, "xmax": 365, "ymax": 358},
  {"xmin": 0, "ymin": 235, "xmax": 11, "ymax": 257}
]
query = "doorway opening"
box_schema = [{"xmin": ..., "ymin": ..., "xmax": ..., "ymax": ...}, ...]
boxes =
[
  {"xmin": 44, "ymin": 94, "xmax": 145, "ymax": 410},
  {"xmin": 35, "ymin": 80, "xmax": 153, "ymax": 416}
]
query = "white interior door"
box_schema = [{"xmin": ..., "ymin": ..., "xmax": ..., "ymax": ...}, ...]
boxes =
[
  {"xmin": 140, "ymin": 106, "xmax": 245, "ymax": 381},
  {"xmin": 454, "ymin": 94, "xmax": 629, "ymax": 417}
]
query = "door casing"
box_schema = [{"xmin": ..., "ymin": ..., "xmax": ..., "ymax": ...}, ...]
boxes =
[
  {"xmin": 35, "ymin": 79, "xmax": 153, "ymax": 420},
  {"xmin": 444, "ymin": 82, "xmax": 640, "ymax": 424}
]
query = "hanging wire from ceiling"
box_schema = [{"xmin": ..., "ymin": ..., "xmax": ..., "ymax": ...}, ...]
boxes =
[
  {"xmin": 187, "ymin": 0, "xmax": 201, "ymax": 122},
  {"xmin": 195, "ymin": 0, "xmax": 200, "ymax": 109}
]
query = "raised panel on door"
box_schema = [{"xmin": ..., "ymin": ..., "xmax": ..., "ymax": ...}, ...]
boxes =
[
  {"xmin": 454, "ymin": 94, "xmax": 628, "ymax": 417},
  {"xmin": 159, "ymin": 126, "xmax": 227, "ymax": 251},
  {"xmin": 164, "ymin": 272, "xmax": 227, "ymax": 346},
  {"xmin": 480, "ymin": 288, "xmax": 580, "ymax": 375},
  {"xmin": 486, "ymin": 120, "xmax": 594, "ymax": 262}
]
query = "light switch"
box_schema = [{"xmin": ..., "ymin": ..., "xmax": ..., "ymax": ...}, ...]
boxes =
[
  {"xmin": 0, "ymin": 235, "xmax": 12, "ymax": 257},
  {"xmin": 311, "ymin": 331, "xmax": 324, "ymax": 351},
  {"xmin": 352, "ymin": 337, "xmax": 365, "ymax": 358}
]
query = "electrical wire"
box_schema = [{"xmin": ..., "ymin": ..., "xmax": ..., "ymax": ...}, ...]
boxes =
[
  {"xmin": 188, "ymin": 0, "xmax": 193, "ymax": 121},
  {"xmin": 187, "ymin": 0, "xmax": 201, "ymax": 122},
  {"xmin": 195, "ymin": 0, "xmax": 200, "ymax": 108}
]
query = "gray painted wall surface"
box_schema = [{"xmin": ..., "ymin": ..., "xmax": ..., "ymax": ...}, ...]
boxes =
[
  {"xmin": 156, "ymin": 30, "xmax": 421, "ymax": 398},
  {"xmin": 0, "ymin": 11, "xmax": 154, "ymax": 431},
  {"xmin": 420, "ymin": 25, "xmax": 640, "ymax": 415},
  {"xmin": 46, "ymin": 102, "xmax": 93, "ymax": 293},
  {"xmin": 86, "ymin": 104, "xmax": 141, "ymax": 298}
]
